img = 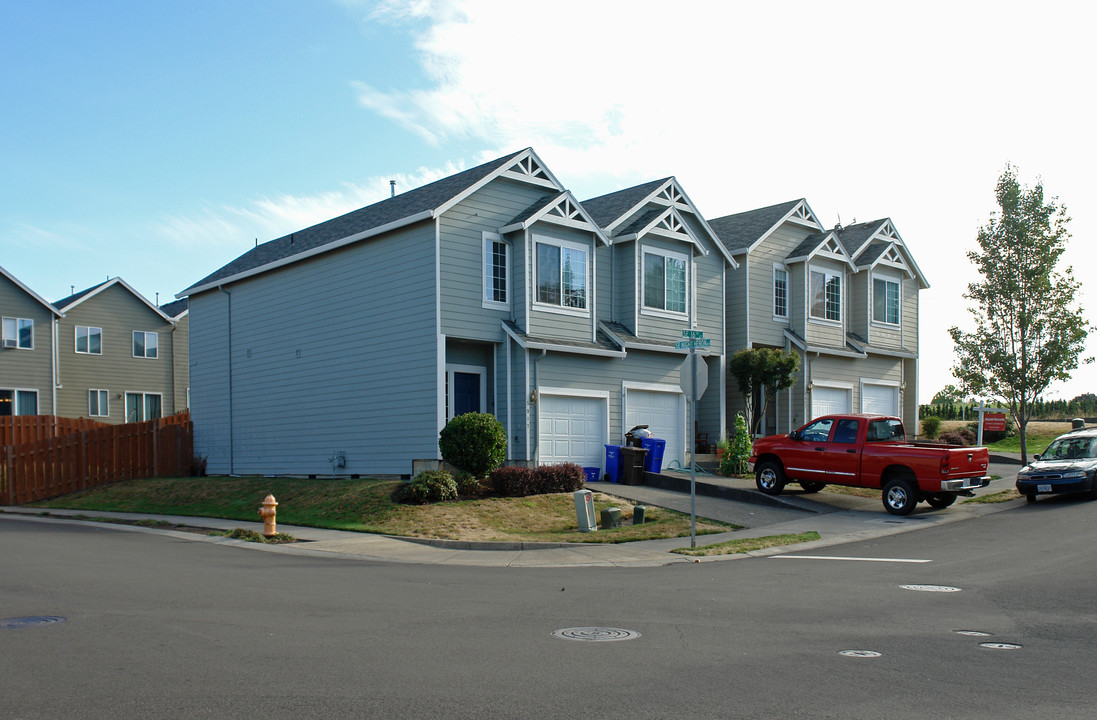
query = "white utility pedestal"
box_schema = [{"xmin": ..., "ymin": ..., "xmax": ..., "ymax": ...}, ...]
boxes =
[{"xmin": 574, "ymin": 489, "xmax": 597, "ymax": 532}]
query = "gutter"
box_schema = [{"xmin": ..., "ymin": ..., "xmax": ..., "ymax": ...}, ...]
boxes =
[{"xmin": 219, "ymin": 286, "xmax": 234, "ymax": 475}]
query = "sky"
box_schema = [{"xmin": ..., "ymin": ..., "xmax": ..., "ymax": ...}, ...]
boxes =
[{"xmin": 2, "ymin": 0, "xmax": 1094, "ymax": 405}]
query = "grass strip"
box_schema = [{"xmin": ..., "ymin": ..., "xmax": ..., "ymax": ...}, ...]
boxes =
[
  {"xmin": 671, "ymin": 531, "xmax": 820, "ymax": 557},
  {"xmin": 963, "ymin": 489, "xmax": 1021, "ymax": 504}
]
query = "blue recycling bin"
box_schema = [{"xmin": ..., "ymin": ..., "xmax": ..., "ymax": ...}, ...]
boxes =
[
  {"xmin": 641, "ymin": 437, "xmax": 666, "ymax": 473},
  {"xmin": 604, "ymin": 444, "xmax": 621, "ymax": 482},
  {"xmin": 582, "ymin": 466, "xmax": 600, "ymax": 484}
]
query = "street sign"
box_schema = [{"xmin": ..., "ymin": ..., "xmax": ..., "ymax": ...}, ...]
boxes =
[
  {"xmin": 674, "ymin": 338, "xmax": 711, "ymax": 350},
  {"xmin": 681, "ymin": 330, "xmax": 705, "ymax": 339},
  {"xmin": 679, "ymin": 353, "xmax": 708, "ymax": 401}
]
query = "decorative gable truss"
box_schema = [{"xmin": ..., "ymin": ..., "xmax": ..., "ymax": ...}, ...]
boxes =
[
  {"xmin": 852, "ymin": 220, "xmax": 929, "ymax": 288},
  {"xmin": 787, "ymin": 199, "xmax": 822, "ymax": 229},
  {"xmin": 614, "ymin": 207, "xmax": 707, "ymax": 256},
  {"xmin": 787, "ymin": 230, "xmax": 856, "ymax": 271},
  {"xmin": 873, "ymin": 243, "xmax": 915, "ymax": 279},
  {"xmin": 500, "ymin": 154, "xmax": 560, "ymax": 190},
  {"xmin": 500, "ymin": 191, "xmax": 611, "ymax": 245},
  {"xmin": 652, "ymin": 182, "xmax": 690, "ymax": 211}
]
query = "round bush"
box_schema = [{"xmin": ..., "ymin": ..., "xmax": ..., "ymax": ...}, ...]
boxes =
[
  {"xmin": 921, "ymin": 416, "xmax": 942, "ymax": 440},
  {"xmin": 438, "ymin": 413, "xmax": 507, "ymax": 477},
  {"xmin": 394, "ymin": 470, "xmax": 458, "ymax": 505}
]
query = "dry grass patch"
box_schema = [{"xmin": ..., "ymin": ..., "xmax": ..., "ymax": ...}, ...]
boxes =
[{"xmin": 672, "ymin": 531, "xmax": 821, "ymax": 557}]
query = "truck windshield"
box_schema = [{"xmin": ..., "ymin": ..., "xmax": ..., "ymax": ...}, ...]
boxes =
[
  {"xmin": 1040, "ymin": 436, "xmax": 1097, "ymax": 460},
  {"xmin": 867, "ymin": 419, "xmax": 904, "ymax": 442}
]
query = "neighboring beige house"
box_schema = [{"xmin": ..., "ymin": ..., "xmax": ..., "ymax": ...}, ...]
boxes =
[
  {"xmin": 709, "ymin": 199, "xmax": 927, "ymax": 436},
  {"xmin": 52, "ymin": 278, "xmax": 188, "ymax": 424},
  {"xmin": 1, "ymin": 264, "xmax": 62, "ymax": 416}
]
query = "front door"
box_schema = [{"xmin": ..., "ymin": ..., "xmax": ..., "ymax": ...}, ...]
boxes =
[{"xmin": 453, "ymin": 372, "xmax": 480, "ymax": 416}]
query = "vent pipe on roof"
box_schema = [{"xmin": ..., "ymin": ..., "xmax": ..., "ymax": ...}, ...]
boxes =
[{"xmin": 390, "ymin": 180, "xmax": 396, "ymax": 198}]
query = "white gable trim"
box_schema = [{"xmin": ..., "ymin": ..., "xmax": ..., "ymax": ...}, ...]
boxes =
[
  {"xmin": 745, "ymin": 199, "xmax": 824, "ymax": 254},
  {"xmin": 499, "ymin": 191, "xmax": 611, "ymax": 246},
  {"xmin": 0, "ymin": 264, "xmax": 63, "ymax": 317},
  {"xmin": 60, "ymin": 277, "xmax": 174, "ymax": 323}
]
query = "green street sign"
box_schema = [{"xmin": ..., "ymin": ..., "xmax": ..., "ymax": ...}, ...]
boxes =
[
  {"xmin": 681, "ymin": 330, "xmax": 705, "ymax": 339},
  {"xmin": 675, "ymin": 338, "xmax": 711, "ymax": 350}
]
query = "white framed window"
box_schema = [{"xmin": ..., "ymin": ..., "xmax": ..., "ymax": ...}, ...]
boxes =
[
  {"xmin": 534, "ymin": 235, "xmax": 588, "ymax": 312},
  {"xmin": 773, "ymin": 263, "xmax": 789, "ymax": 320},
  {"xmin": 809, "ymin": 269, "xmax": 842, "ymax": 322},
  {"xmin": 642, "ymin": 248, "xmax": 688, "ymax": 315},
  {"xmin": 132, "ymin": 331, "xmax": 158, "ymax": 359},
  {"xmin": 76, "ymin": 326, "xmax": 103, "ymax": 354},
  {"xmin": 125, "ymin": 392, "xmax": 162, "ymax": 423},
  {"xmin": 89, "ymin": 389, "xmax": 109, "ymax": 417},
  {"xmin": 2, "ymin": 317, "xmax": 34, "ymax": 349},
  {"xmin": 872, "ymin": 276, "xmax": 901, "ymax": 326},
  {"xmin": 482, "ymin": 231, "xmax": 508, "ymax": 307},
  {"xmin": 0, "ymin": 388, "xmax": 38, "ymax": 416}
]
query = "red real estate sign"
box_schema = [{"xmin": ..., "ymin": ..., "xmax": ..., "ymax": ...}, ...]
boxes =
[{"xmin": 983, "ymin": 413, "xmax": 1007, "ymax": 432}]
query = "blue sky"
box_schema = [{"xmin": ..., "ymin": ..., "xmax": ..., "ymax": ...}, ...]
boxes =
[{"xmin": 3, "ymin": 0, "xmax": 1094, "ymax": 404}]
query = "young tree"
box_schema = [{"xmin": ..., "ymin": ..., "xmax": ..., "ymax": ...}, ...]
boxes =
[
  {"xmin": 729, "ymin": 347, "xmax": 800, "ymax": 436},
  {"xmin": 948, "ymin": 165, "xmax": 1091, "ymax": 462}
]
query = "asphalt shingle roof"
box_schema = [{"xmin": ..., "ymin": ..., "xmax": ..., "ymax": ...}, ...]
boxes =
[
  {"xmin": 581, "ymin": 178, "xmax": 670, "ymax": 229},
  {"xmin": 834, "ymin": 220, "xmax": 885, "ymax": 258},
  {"xmin": 182, "ymin": 149, "xmax": 527, "ymax": 294},
  {"xmin": 159, "ymin": 298, "xmax": 189, "ymax": 318},
  {"xmin": 53, "ymin": 280, "xmax": 111, "ymax": 311},
  {"xmin": 707, "ymin": 199, "xmax": 803, "ymax": 254}
]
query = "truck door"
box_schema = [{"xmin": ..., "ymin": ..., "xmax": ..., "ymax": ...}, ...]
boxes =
[
  {"xmin": 784, "ymin": 417, "xmax": 833, "ymax": 482},
  {"xmin": 826, "ymin": 418, "xmax": 862, "ymax": 485}
]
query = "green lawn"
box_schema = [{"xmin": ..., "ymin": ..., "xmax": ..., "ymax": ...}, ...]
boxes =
[{"xmin": 26, "ymin": 476, "xmax": 738, "ymax": 544}]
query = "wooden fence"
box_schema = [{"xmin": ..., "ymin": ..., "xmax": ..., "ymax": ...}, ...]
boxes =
[
  {"xmin": 0, "ymin": 416, "xmax": 107, "ymax": 447},
  {"xmin": 0, "ymin": 413, "xmax": 194, "ymax": 506}
]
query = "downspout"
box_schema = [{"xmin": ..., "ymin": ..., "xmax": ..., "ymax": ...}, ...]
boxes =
[
  {"xmin": 51, "ymin": 316, "xmax": 59, "ymax": 415},
  {"xmin": 169, "ymin": 320, "xmax": 177, "ymax": 414},
  {"xmin": 531, "ymin": 348, "xmax": 547, "ymax": 465},
  {"xmin": 506, "ymin": 338, "xmax": 512, "ymax": 461},
  {"xmin": 219, "ymin": 286, "xmax": 234, "ymax": 475}
]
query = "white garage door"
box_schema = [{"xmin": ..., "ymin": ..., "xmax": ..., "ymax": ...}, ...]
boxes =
[
  {"xmin": 862, "ymin": 383, "xmax": 899, "ymax": 416},
  {"xmin": 538, "ymin": 394, "xmax": 606, "ymax": 468},
  {"xmin": 625, "ymin": 390, "xmax": 683, "ymax": 471},
  {"xmin": 811, "ymin": 386, "xmax": 851, "ymax": 418}
]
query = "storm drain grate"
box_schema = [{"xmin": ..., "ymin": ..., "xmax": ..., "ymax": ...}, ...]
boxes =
[
  {"xmin": 1, "ymin": 616, "xmax": 67, "ymax": 630},
  {"xmin": 980, "ymin": 642, "xmax": 1022, "ymax": 650},
  {"xmin": 552, "ymin": 627, "xmax": 641, "ymax": 642},
  {"xmin": 838, "ymin": 650, "xmax": 882, "ymax": 658}
]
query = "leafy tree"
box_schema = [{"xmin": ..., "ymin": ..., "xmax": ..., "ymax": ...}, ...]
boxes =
[
  {"xmin": 931, "ymin": 384, "xmax": 963, "ymax": 405},
  {"xmin": 729, "ymin": 347, "xmax": 800, "ymax": 436},
  {"xmin": 948, "ymin": 165, "xmax": 1092, "ymax": 462}
]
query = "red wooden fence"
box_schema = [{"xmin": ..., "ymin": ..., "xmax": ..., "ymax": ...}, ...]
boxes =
[
  {"xmin": 0, "ymin": 416, "xmax": 107, "ymax": 446},
  {"xmin": 0, "ymin": 413, "xmax": 194, "ymax": 505}
]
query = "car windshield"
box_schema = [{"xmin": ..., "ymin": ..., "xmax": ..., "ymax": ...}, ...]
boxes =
[{"xmin": 1040, "ymin": 436, "xmax": 1097, "ymax": 460}]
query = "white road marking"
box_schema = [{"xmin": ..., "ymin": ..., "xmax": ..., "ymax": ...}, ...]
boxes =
[{"xmin": 770, "ymin": 555, "xmax": 932, "ymax": 563}]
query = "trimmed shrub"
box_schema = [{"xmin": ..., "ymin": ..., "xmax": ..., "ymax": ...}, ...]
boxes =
[
  {"xmin": 533, "ymin": 463, "xmax": 584, "ymax": 494},
  {"xmin": 393, "ymin": 470, "xmax": 458, "ymax": 505},
  {"xmin": 438, "ymin": 413, "xmax": 507, "ymax": 477},
  {"xmin": 921, "ymin": 416, "xmax": 942, "ymax": 440},
  {"xmin": 454, "ymin": 471, "xmax": 484, "ymax": 497},
  {"xmin": 490, "ymin": 465, "xmax": 537, "ymax": 497},
  {"xmin": 939, "ymin": 428, "xmax": 977, "ymax": 446}
]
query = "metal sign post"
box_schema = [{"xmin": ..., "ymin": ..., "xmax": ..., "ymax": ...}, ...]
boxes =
[{"xmin": 679, "ymin": 331, "xmax": 709, "ymax": 548}]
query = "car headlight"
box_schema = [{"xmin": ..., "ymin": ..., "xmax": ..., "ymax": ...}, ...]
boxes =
[
  {"xmin": 1017, "ymin": 469, "xmax": 1032, "ymax": 480},
  {"xmin": 1061, "ymin": 471, "xmax": 1087, "ymax": 479}
]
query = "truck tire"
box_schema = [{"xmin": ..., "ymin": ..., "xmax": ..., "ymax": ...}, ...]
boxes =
[
  {"xmin": 882, "ymin": 476, "xmax": 918, "ymax": 516},
  {"xmin": 926, "ymin": 493, "xmax": 957, "ymax": 509},
  {"xmin": 755, "ymin": 461, "xmax": 786, "ymax": 495},
  {"xmin": 800, "ymin": 481, "xmax": 826, "ymax": 493}
]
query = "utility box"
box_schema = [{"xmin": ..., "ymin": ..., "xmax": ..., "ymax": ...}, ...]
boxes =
[
  {"xmin": 574, "ymin": 489, "xmax": 597, "ymax": 533},
  {"xmin": 600, "ymin": 507, "xmax": 622, "ymax": 529}
]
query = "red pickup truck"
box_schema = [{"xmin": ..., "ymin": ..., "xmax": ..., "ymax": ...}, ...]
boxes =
[{"xmin": 748, "ymin": 414, "xmax": 991, "ymax": 515}]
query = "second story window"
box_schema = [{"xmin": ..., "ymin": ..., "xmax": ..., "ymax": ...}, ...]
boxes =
[
  {"xmin": 482, "ymin": 231, "xmax": 508, "ymax": 306},
  {"xmin": 773, "ymin": 265, "xmax": 788, "ymax": 319},
  {"xmin": 76, "ymin": 326, "xmax": 103, "ymax": 354},
  {"xmin": 536, "ymin": 236, "xmax": 587, "ymax": 310},
  {"xmin": 873, "ymin": 277, "xmax": 900, "ymax": 325},
  {"xmin": 133, "ymin": 331, "xmax": 158, "ymax": 359},
  {"xmin": 2, "ymin": 317, "xmax": 33, "ymax": 349},
  {"xmin": 643, "ymin": 250, "xmax": 687, "ymax": 314},
  {"xmin": 809, "ymin": 269, "xmax": 842, "ymax": 322}
]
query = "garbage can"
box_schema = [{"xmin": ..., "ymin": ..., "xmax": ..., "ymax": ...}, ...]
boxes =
[
  {"xmin": 641, "ymin": 437, "xmax": 666, "ymax": 473},
  {"xmin": 582, "ymin": 466, "xmax": 600, "ymax": 484},
  {"xmin": 618, "ymin": 446, "xmax": 648, "ymax": 485},
  {"xmin": 604, "ymin": 444, "xmax": 622, "ymax": 482}
]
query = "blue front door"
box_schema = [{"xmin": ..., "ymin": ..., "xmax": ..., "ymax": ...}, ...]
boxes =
[{"xmin": 453, "ymin": 372, "xmax": 481, "ymax": 416}]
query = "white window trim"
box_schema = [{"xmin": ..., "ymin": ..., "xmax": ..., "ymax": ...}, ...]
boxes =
[
  {"xmin": 132, "ymin": 331, "xmax": 159, "ymax": 359},
  {"xmin": 88, "ymin": 388, "xmax": 110, "ymax": 417},
  {"xmin": 481, "ymin": 231, "xmax": 509, "ymax": 309},
  {"xmin": 870, "ymin": 273, "xmax": 902, "ymax": 328},
  {"xmin": 2, "ymin": 317, "xmax": 34, "ymax": 350},
  {"xmin": 76, "ymin": 326, "xmax": 103, "ymax": 355},
  {"xmin": 640, "ymin": 247, "xmax": 689, "ymax": 319},
  {"xmin": 807, "ymin": 266, "xmax": 843, "ymax": 326},
  {"xmin": 124, "ymin": 391, "xmax": 163, "ymax": 422},
  {"xmin": 532, "ymin": 233, "xmax": 590, "ymax": 316},
  {"xmin": 0, "ymin": 387, "xmax": 39, "ymax": 415},
  {"xmin": 772, "ymin": 262, "xmax": 789, "ymax": 322},
  {"xmin": 445, "ymin": 364, "xmax": 487, "ymax": 421}
]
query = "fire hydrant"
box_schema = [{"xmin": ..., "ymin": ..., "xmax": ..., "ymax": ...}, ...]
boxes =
[{"xmin": 259, "ymin": 494, "xmax": 278, "ymax": 537}]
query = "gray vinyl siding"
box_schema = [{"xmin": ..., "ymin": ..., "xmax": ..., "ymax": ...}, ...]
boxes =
[
  {"xmin": 527, "ymin": 225, "xmax": 597, "ymax": 340},
  {"xmin": 693, "ymin": 244, "xmax": 725, "ymax": 351},
  {"xmin": 809, "ymin": 353, "xmax": 903, "ymax": 415},
  {"xmin": 726, "ymin": 253, "xmax": 748, "ymax": 353},
  {"xmin": 171, "ymin": 314, "xmax": 189, "ymax": 409},
  {"xmin": 0, "ymin": 275, "xmax": 54, "ymax": 413},
  {"xmin": 55, "ymin": 284, "xmax": 176, "ymax": 423},
  {"xmin": 849, "ymin": 271, "xmax": 869, "ymax": 338},
  {"xmin": 903, "ymin": 277, "xmax": 919, "ymax": 353},
  {"xmin": 191, "ymin": 221, "xmax": 439, "ymax": 476},
  {"xmin": 636, "ymin": 236, "xmax": 693, "ymax": 340},
  {"xmin": 614, "ymin": 241, "xmax": 638, "ymax": 328},
  {"xmin": 439, "ymin": 179, "xmax": 547, "ymax": 341},
  {"xmin": 748, "ymin": 225, "xmax": 806, "ymax": 347}
]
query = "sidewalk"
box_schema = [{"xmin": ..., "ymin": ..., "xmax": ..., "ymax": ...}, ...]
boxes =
[{"xmin": 0, "ymin": 456, "xmax": 1024, "ymax": 568}]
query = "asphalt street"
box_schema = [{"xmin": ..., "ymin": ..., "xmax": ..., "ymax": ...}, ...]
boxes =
[{"xmin": 3, "ymin": 478, "xmax": 1095, "ymax": 719}]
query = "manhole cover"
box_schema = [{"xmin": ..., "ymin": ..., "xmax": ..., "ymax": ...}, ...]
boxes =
[
  {"xmin": 955, "ymin": 630, "xmax": 992, "ymax": 637},
  {"xmin": 839, "ymin": 650, "xmax": 882, "ymax": 658},
  {"xmin": 1, "ymin": 616, "xmax": 67, "ymax": 630},
  {"xmin": 552, "ymin": 627, "xmax": 640, "ymax": 642},
  {"xmin": 980, "ymin": 642, "xmax": 1022, "ymax": 650},
  {"xmin": 900, "ymin": 584, "xmax": 961, "ymax": 593}
]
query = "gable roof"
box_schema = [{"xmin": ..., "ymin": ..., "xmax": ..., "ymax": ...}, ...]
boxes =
[
  {"xmin": 581, "ymin": 178, "xmax": 670, "ymax": 229},
  {"xmin": 500, "ymin": 190, "xmax": 611, "ymax": 245},
  {"xmin": 180, "ymin": 148, "xmax": 563, "ymax": 297},
  {"xmin": 159, "ymin": 298, "xmax": 189, "ymax": 319},
  {"xmin": 834, "ymin": 219, "xmax": 928, "ymax": 288},
  {"xmin": 0, "ymin": 264, "xmax": 63, "ymax": 317},
  {"xmin": 708, "ymin": 199, "xmax": 821, "ymax": 255},
  {"xmin": 54, "ymin": 277, "xmax": 174, "ymax": 322},
  {"xmin": 785, "ymin": 229, "xmax": 855, "ymax": 269}
]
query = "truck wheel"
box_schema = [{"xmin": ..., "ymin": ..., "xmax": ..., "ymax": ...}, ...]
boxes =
[
  {"xmin": 755, "ymin": 461, "xmax": 786, "ymax": 495},
  {"xmin": 926, "ymin": 493, "xmax": 957, "ymax": 509},
  {"xmin": 882, "ymin": 477, "xmax": 918, "ymax": 516},
  {"xmin": 800, "ymin": 481, "xmax": 826, "ymax": 493}
]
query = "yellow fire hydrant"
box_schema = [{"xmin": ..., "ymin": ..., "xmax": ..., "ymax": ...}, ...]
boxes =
[{"xmin": 259, "ymin": 494, "xmax": 278, "ymax": 537}]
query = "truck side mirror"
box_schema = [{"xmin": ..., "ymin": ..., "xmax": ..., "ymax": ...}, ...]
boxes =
[{"xmin": 789, "ymin": 430, "xmax": 801, "ymax": 441}]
